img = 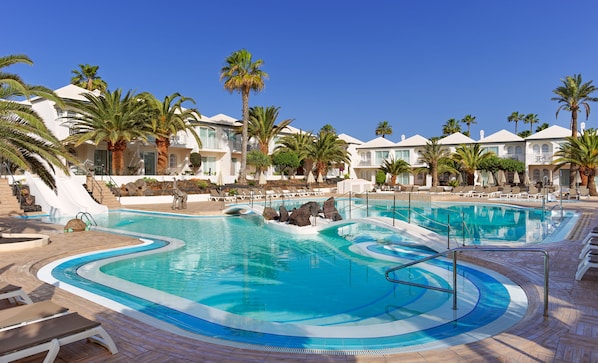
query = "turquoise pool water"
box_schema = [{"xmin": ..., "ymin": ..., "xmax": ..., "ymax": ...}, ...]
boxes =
[{"xmin": 38, "ymin": 204, "xmax": 532, "ymax": 354}]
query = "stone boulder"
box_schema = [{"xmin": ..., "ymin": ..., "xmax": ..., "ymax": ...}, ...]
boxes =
[
  {"xmin": 302, "ymin": 201, "xmax": 322, "ymax": 217},
  {"xmin": 279, "ymin": 206, "xmax": 289, "ymax": 222},
  {"xmin": 323, "ymin": 197, "xmax": 343, "ymax": 221},
  {"xmin": 64, "ymin": 219, "xmax": 87, "ymax": 232},
  {"xmin": 262, "ymin": 207, "xmax": 279, "ymax": 221},
  {"xmin": 288, "ymin": 207, "xmax": 312, "ymax": 227}
]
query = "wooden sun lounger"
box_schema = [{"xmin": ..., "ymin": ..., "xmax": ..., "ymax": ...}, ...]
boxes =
[
  {"xmin": 0, "ymin": 282, "xmax": 33, "ymax": 305},
  {"xmin": 0, "ymin": 300, "xmax": 68, "ymax": 331},
  {"xmin": 0, "ymin": 312, "xmax": 118, "ymax": 362}
]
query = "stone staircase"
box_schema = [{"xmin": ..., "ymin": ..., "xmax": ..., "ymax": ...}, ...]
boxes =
[
  {"xmin": 86, "ymin": 179, "xmax": 122, "ymax": 209},
  {"xmin": 0, "ymin": 179, "xmax": 30, "ymax": 216}
]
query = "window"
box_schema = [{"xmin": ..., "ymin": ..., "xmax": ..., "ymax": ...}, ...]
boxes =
[
  {"xmin": 169, "ymin": 154, "xmax": 177, "ymax": 169},
  {"xmin": 506, "ymin": 146, "xmax": 514, "ymax": 154},
  {"xmin": 395, "ymin": 150, "xmax": 410, "ymax": 162},
  {"xmin": 515, "ymin": 146, "xmax": 522, "ymax": 154},
  {"xmin": 532, "ymin": 144, "xmax": 540, "ymax": 154},
  {"xmin": 359, "ymin": 152, "xmax": 371, "ymax": 165},
  {"xmin": 201, "ymin": 156, "xmax": 217, "ymax": 175},
  {"xmin": 533, "ymin": 169, "xmax": 540, "ymax": 182},
  {"xmin": 375, "ymin": 151, "xmax": 389, "ymax": 165},
  {"xmin": 482, "ymin": 146, "xmax": 498, "ymax": 155},
  {"xmin": 541, "ymin": 144, "xmax": 550, "ymax": 153},
  {"xmin": 199, "ymin": 127, "xmax": 217, "ymax": 149},
  {"xmin": 396, "ymin": 172, "xmax": 409, "ymax": 185}
]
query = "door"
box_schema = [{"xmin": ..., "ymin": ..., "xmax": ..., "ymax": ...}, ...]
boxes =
[{"xmin": 143, "ymin": 152, "xmax": 156, "ymax": 175}]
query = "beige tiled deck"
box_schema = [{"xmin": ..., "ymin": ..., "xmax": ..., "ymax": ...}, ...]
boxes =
[{"xmin": 1, "ymin": 196, "xmax": 597, "ymax": 362}]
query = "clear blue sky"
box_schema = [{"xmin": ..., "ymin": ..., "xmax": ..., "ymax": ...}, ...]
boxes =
[{"xmin": 3, "ymin": 1, "xmax": 598, "ymax": 142}]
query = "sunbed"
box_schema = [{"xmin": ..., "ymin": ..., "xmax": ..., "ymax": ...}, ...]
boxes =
[
  {"xmin": 0, "ymin": 282, "xmax": 33, "ymax": 305},
  {"xmin": 0, "ymin": 312, "xmax": 118, "ymax": 362},
  {"xmin": 0, "ymin": 300, "xmax": 68, "ymax": 331}
]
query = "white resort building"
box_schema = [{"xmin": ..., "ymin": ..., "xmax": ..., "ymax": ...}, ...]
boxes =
[{"xmin": 24, "ymin": 84, "xmax": 578, "ymax": 189}]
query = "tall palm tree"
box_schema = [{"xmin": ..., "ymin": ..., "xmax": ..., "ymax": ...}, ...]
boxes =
[
  {"xmin": 524, "ymin": 113, "xmax": 540, "ymax": 133},
  {"xmin": 414, "ymin": 139, "xmax": 458, "ymax": 187},
  {"xmin": 442, "ymin": 118, "xmax": 462, "ymax": 136},
  {"xmin": 0, "ymin": 54, "xmax": 74, "ymax": 189},
  {"xmin": 554, "ymin": 129, "xmax": 598, "ymax": 196},
  {"xmin": 308, "ymin": 130, "xmax": 350, "ymax": 177},
  {"xmin": 379, "ymin": 157, "xmax": 410, "ymax": 186},
  {"xmin": 375, "ymin": 121, "xmax": 392, "ymax": 138},
  {"xmin": 70, "ymin": 64, "xmax": 107, "ymax": 92},
  {"xmin": 64, "ymin": 89, "xmax": 151, "ymax": 175},
  {"xmin": 552, "ymin": 74, "xmax": 598, "ymax": 139},
  {"xmin": 460, "ymin": 114, "xmax": 477, "ymax": 137},
  {"xmin": 139, "ymin": 92, "xmax": 202, "ymax": 175},
  {"xmin": 507, "ymin": 111, "xmax": 524, "ymax": 134},
  {"xmin": 247, "ymin": 106, "xmax": 293, "ymax": 154},
  {"xmin": 452, "ymin": 143, "xmax": 494, "ymax": 185},
  {"xmin": 220, "ymin": 49, "xmax": 268, "ymax": 184}
]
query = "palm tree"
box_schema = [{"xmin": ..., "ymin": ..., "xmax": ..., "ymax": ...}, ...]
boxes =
[
  {"xmin": 64, "ymin": 89, "xmax": 151, "ymax": 175},
  {"xmin": 70, "ymin": 64, "xmax": 107, "ymax": 92},
  {"xmin": 554, "ymin": 129, "xmax": 598, "ymax": 196},
  {"xmin": 452, "ymin": 143, "xmax": 495, "ymax": 185},
  {"xmin": 379, "ymin": 157, "xmax": 410, "ymax": 186},
  {"xmin": 0, "ymin": 54, "xmax": 74, "ymax": 189},
  {"xmin": 460, "ymin": 114, "xmax": 477, "ymax": 137},
  {"xmin": 320, "ymin": 124, "xmax": 336, "ymax": 134},
  {"xmin": 442, "ymin": 118, "xmax": 462, "ymax": 136},
  {"xmin": 220, "ymin": 49, "xmax": 268, "ymax": 184},
  {"xmin": 308, "ymin": 130, "xmax": 350, "ymax": 177},
  {"xmin": 524, "ymin": 113, "xmax": 540, "ymax": 133},
  {"xmin": 275, "ymin": 130, "xmax": 315, "ymax": 173},
  {"xmin": 139, "ymin": 92, "xmax": 202, "ymax": 175},
  {"xmin": 414, "ymin": 139, "xmax": 458, "ymax": 187},
  {"xmin": 536, "ymin": 122, "xmax": 549, "ymax": 132},
  {"xmin": 247, "ymin": 106, "xmax": 293, "ymax": 154},
  {"xmin": 552, "ymin": 74, "xmax": 598, "ymax": 139},
  {"xmin": 375, "ymin": 121, "xmax": 392, "ymax": 138},
  {"xmin": 507, "ymin": 111, "xmax": 524, "ymax": 134}
]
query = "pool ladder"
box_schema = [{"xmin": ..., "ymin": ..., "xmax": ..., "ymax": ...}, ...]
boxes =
[
  {"xmin": 76, "ymin": 212, "xmax": 97, "ymax": 228},
  {"xmin": 385, "ymin": 246, "xmax": 550, "ymax": 317}
]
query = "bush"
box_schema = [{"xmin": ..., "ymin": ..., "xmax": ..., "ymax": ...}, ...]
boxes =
[
  {"xmin": 195, "ymin": 180, "xmax": 209, "ymax": 189},
  {"xmin": 375, "ymin": 170, "xmax": 386, "ymax": 186}
]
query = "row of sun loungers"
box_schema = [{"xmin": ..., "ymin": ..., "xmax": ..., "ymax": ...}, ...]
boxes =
[
  {"xmin": 576, "ymin": 229, "xmax": 598, "ymax": 280},
  {"xmin": 0, "ymin": 282, "xmax": 118, "ymax": 362}
]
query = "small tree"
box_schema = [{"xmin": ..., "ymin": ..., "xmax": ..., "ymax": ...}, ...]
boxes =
[
  {"xmin": 272, "ymin": 151, "xmax": 300, "ymax": 179},
  {"xmin": 189, "ymin": 152, "xmax": 202, "ymax": 174},
  {"xmin": 246, "ymin": 150, "xmax": 271, "ymax": 177},
  {"xmin": 375, "ymin": 170, "xmax": 387, "ymax": 186}
]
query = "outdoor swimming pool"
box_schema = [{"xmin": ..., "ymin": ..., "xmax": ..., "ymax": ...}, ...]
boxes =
[{"xmin": 37, "ymin": 200, "xmax": 559, "ymax": 354}]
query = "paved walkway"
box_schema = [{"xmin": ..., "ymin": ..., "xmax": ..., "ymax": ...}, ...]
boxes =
[{"xmin": 0, "ymin": 196, "xmax": 597, "ymax": 362}]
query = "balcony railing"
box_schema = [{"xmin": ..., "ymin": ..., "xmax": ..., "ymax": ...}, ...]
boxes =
[{"xmin": 527, "ymin": 153, "xmax": 554, "ymax": 164}]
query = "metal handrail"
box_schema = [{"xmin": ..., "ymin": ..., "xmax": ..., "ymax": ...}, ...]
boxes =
[
  {"xmin": 76, "ymin": 212, "xmax": 97, "ymax": 227},
  {"xmin": 385, "ymin": 246, "xmax": 550, "ymax": 317}
]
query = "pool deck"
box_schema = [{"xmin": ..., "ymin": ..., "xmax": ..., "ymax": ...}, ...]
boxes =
[{"xmin": 1, "ymin": 195, "xmax": 597, "ymax": 362}]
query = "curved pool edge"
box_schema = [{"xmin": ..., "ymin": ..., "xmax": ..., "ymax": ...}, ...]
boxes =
[{"xmin": 36, "ymin": 227, "xmax": 529, "ymax": 355}]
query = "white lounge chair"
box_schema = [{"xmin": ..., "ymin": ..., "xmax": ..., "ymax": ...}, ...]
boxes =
[
  {"xmin": 0, "ymin": 312, "xmax": 118, "ymax": 362},
  {"xmin": 575, "ymin": 253, "xmax": 598, "ymax": 281},
  {"xmin": 0, "ymin": 300, "xmax": 68, "ymax": 331},
  {"xmin": 0, "ymin": 282, "xmax": 33, "ymax": 305}
]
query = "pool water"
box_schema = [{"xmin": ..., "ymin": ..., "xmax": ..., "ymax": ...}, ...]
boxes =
[
  {"xmin": 39, "ymin": 209, "xmax": 529, "ymax": 353},
  {"xmin": 264, "ymin": 199, "xmax": 575, "ymax": 244}
]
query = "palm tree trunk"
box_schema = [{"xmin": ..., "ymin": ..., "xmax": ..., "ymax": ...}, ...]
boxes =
[
  {"xmin": 110, "ymin": 141, "xmax": 127, "ymax": 175},
  {"xmin": 588, "ymin": 171, "xmax": 597, "ymax": 196},
  {"xmin": 155, "ymin": 138, "xmax": 170, "ymax": 175},
  {"xmin": 239, "ymin": 90, "xmax": 249, "ymax": 184}
]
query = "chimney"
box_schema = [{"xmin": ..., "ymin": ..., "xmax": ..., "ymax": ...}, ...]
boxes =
[
  {"xmin": 401, "ymin": 134, "xmax": 405, "ymax": 141},
  {"xmin": 479, "ymin": 130, "xmax": 485, "ymax": 140}
]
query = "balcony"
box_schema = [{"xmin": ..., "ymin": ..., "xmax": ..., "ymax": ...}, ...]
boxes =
[{"xmin": 527, "ymin": 153, "xmax": 554, "ymax": 164}]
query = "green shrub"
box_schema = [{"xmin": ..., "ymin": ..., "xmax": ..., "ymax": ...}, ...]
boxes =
[
  {"xmin": 195, "ymin": 180, "xmax": 209, "ymax": 189},
  {"xmin": 375, "ymin": 170, "xmax": 387, "ymax": 186}
]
